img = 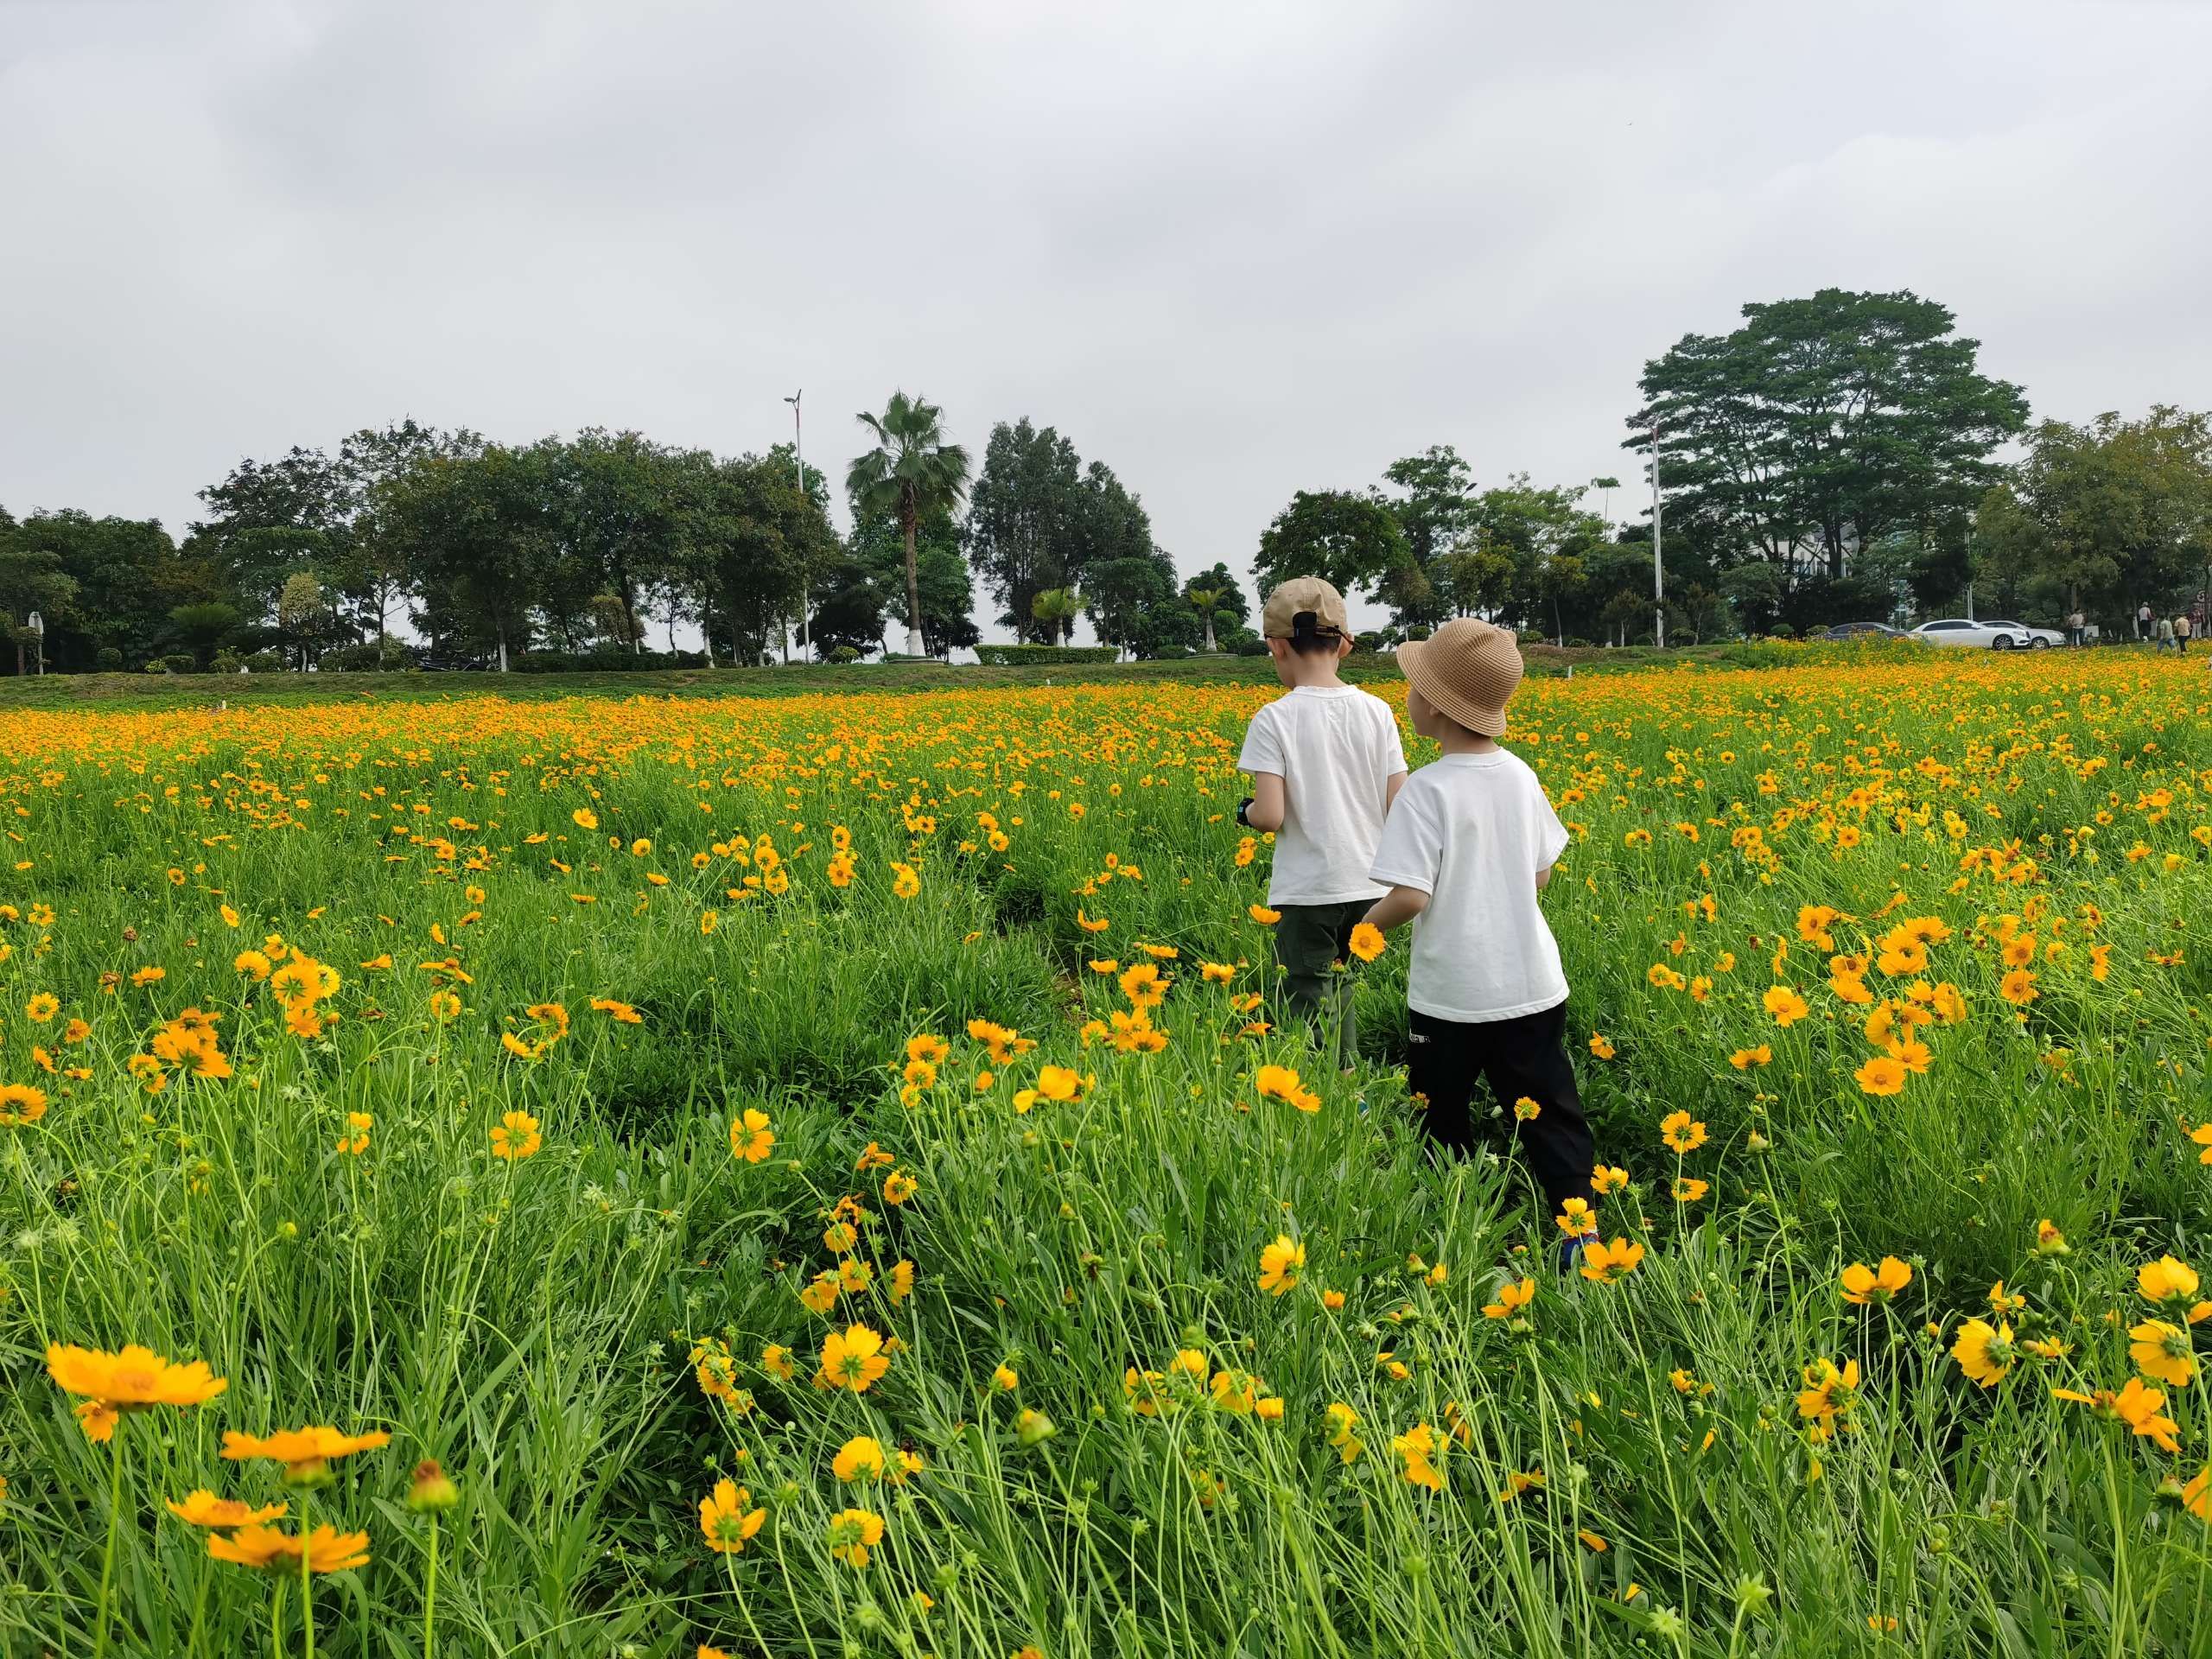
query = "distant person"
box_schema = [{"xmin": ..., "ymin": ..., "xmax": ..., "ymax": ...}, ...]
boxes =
[
  {"xmin": 2066, "ymin": 609, "xmax": 2085, "ymax": 647},
  {"xmin": 2140, "ymin": 602, "xmax": 2155, "ymax": 642},
  {"xmin": 1360, "ymin": 617, "xmax": 1596, "ymax": 1261},
  {"xmin": 2157, "ymin": 615, "xmax": 2177, "ymax": 652},
  {"xmin": 1236, "ymin": 576, "xmax": 1407, "ymax": 1071},
  {"xmin": 2178, "ymin": 613, "xmax": 2193, "ymax": 655}
]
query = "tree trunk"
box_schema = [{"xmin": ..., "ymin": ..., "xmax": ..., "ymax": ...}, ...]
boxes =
[
  {"xmin": 1202, "ymin": 616, "xmax": 1216, "ymax": 654},
  {"xmin": 496, "ymin": 616, "xmax": 510, "ymax": 673},
  {"xmin": 901, "ymin": 494, "xmax": 925, "ymax": 658}
]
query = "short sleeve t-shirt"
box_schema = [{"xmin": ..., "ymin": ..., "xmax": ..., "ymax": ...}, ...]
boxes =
[
  {"xmin": 1237, "ymin": 685, "xmax": 1408, "ymax": 906},
  {"xmin": 1368, "ymin": 750, "xmax": 1571, "ymax": 1023}
]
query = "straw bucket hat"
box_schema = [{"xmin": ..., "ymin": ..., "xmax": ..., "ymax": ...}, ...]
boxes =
[{"xmin": 1395, "ymin": 617, "xmax": 1523, "ymax": 737}]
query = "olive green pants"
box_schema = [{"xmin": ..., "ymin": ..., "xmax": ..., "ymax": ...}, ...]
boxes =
[{"xmin": 1269, "ymin": 899, "xmax": 1368, "ymax": 1069}]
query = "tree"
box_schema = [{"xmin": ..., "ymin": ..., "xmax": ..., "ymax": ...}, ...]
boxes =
[
  {"xmin": 276, "ymin": 572, "xmax": 337, "ymax": 670},
  {"xmin": 7, "ymin": 510, "xmax": 199, "ymax": 671},
  {"xmin": 334, "ymin": 420, "xmax": 482, "ymax": 643},
  {"xmin": 1627, "ymin": 289, "xmax": 2029, "ymax": 582},
  {"xmin": 194, "ymin": 446, "xmax": 353, "ymax": 621},
  {"xmin": 168, "ymin": 602, "xmax": 241, "ymax": 669},
  {"xmin": 808, "ymin": 555, "xmax": 888, "ymax": 660},
  {"xmin": 1977, "ymin": 407, "xmax": 2212, "ymax": 622},
  {"xmin": 851, "ymin": 501, "xmax": 976, "ymax": 658},
  {"xmin": 1719, "ymin": 562, "xmax": 1785, "ymax": 634},
  {"xmin": 1186, "ymin": 586, "xmax": 1224, "ymax": 653},
  {"xmin": 965, "ymin": 421, "xmax": 1154, "ymax": 642},
  {"xmin": 1031, "ymin": 587, "xmax": 1081, "ymax": 646},
  {"xmin": 0, "ymin": 511, "xmax": 79, "ymax": 675},
  {"xmin": 1254, "ymin": 491, "xmax": 1409, "ymax": 601},
  {"xmin": 848, "ymin": 392, "xmax": 973, "ymax": 658},
  {"xmin": 1376, "ymin": 446, "xmax": 1476, "ymax": 629},
  {"xmin": 684, "ymin": 453, "xmax": 841, "ymax": 666},
  {"xmin": 1084, "ymin": 548, "xmax": 1186, "ymax": 658},
  {"xmin": 379, "ymin": 445, "xmax": 550, "ymax": 670}
]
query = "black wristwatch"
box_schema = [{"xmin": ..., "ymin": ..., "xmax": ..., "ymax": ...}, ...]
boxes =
[{"xmin": 1236, "ymin": 797, "xmax": 1255, "ymax": 829}]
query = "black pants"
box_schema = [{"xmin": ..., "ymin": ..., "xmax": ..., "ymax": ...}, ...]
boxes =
[{"xmin": 1407, "ymin": 1001, "xmax": 1594, "ymax": 1215}]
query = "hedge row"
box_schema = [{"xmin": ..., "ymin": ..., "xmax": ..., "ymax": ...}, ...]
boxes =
[{"xmin": 971, "ymin": 645, "xmax": 1121, "ymax": 666}]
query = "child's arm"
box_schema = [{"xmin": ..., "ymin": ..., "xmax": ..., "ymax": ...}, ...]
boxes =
[
  {"xmin": 1362, "ymin": 883, "xmax": 1428, "ymax": 932},
  {"xmin": 1384, "ymin": 770, "xmax": 1408, "ymax": 811},
  {"xmin": 1535, "ymin": 865, "xmax": 1553, "ymax": 890},
  {"xmin": 1243, "ymin": 772, "xmax": 1287, "ymax": 834}
]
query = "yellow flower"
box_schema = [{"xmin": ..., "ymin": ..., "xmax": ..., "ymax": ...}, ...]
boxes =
[
  {"xmin": 1482, "ymin": 1278, "xmax": 1535, "ymax": 1319},
  {"xmin": 731, "ymin": 1109, "xmax": 774, "ymax": 1163},
  {"xmin": 2139, "ymin": 1255, "xmax": 2201, "ymax": 1307},
  {"xmin": 822, "ymin": 1324, "xmax": 891, "ymax": 1393},
  {"xmin": 992, "ymin": 1364, "xmax": 1019, "ymax": 1392},
  {"xmin": 1257, "ymin": 1235, "xmax": 1305, "ymax": 1296},
  {"xmin": 488, "ymin": 1109, "xmax": 543, "ymax": 1160},
  {"xmin": 1249, "ymin": 905, "xmax": 1281, "ymax": 925},
  {"xmin": 1728, "ymin": 1045, "xmax": 1772, "ymax": 1069},
  {"xmin": 1854, "ymin": 1055, "xmax": 1907, "ymax": 1096},
  {"xmin": 24, "ymin": 992, "xmax": 59, "ymax": 1022},
  {"xmin": 1390, "ymin": 1422, "xmax": 1444, "ymax": 1492},
  {"xmin": 1588, "ymin": 1033, "xmax": 1616, "ymax": 1059},
  {"xmin": 1660, "ymin": 1110, "xmax": 1707, "ymax": 1154},
  {"xmin": 208, "ymin": 1524, "xmax": 369, "ymax": 1573},
  {"xmin": 2130, "ymin": 1319, "xmax": 2196, "ymax": 1389},
  {"xmin": 1554, "ymin": 1198, "xmax": 1598, "ymax": 1238},
  {"xmin": 572, "ymin": 807, "xmax": 599, "ymax": 830},
  {"xmin": 0, "ymin": 1083, "xmax": 49, "ymax": 1127},
  {"xmin": 222, "ymin": 1425, "xmax": 391, "ymax": 1483},
  {"xmin": 1762, "ymin": 985, "xmax": 1809, "ymax": 1027},
  {"xmin": 334, "ymin": 1111, "xmax": 372, "ymax": 1155},
  {"xmin": 1579, "ymin": 1238, "xmax": 1643, "ymax": 1283},
  {"xmin": 1591, "ymin": 1165, "xmax": 1630, "ymax": 1196},
  {"xmin": 1951, "ymin": 1319, "xmax": 2015, "ymax": 1388},
  {"xmin": 699, "ymin": 1478, "xmax": 766, "ymax": 1553},
  {"xmin": 832, "ymin": 1435, "xmax": 887, "ymax": 1482},
  {"xmin": 165, "ymin": 1491, "xmax": 288, "ymax": 1527},
  {"xmin": 828, "ymin": 1507, "xmax": 885, "ymax": 1567},
  {"xmin": 883, "ymin": 1169, "xmax": 918, "ymax": 1205},
  {"xmin": 1348, "ymin": 922, "xmax": 1385, "ymax": 963},
  {"xmin": 1840, "ymin": 1257, "xmax": 1912, "ymax": 1305},
  {"xmin": 46, "ymin": 1344, "xmax": 227, "ymax": 1441}
]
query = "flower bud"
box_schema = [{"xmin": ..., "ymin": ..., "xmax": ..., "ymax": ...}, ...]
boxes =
[{"xmin": 407, "ymin": 1459, "xmax": 460, "ymax": 1513}]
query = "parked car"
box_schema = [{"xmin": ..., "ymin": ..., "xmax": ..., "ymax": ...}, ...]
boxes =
[
  {"xmin": 1819, "ymin": 622, "xmax": 1911, "ymax": 641},
  {"xmin": 1910, "ymin": 618, "xmax": 2036, "ymax": 650},
  {"xmin": 1980, "ymin": 619, "xmax": 2065, "ymax": 649}
]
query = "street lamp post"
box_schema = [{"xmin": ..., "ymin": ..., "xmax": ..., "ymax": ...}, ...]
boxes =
[{"xmin": 785, "ymin": 390, "xmax": 808, "ymax": 664}]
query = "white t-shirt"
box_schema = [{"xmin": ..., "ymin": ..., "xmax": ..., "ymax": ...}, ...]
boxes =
[
  {"xmin": 1368, "ymin": 749, "xmax": 1571, "ymax": 1023},
  {"xmin": 1237, "ymin": 684, "xmax": 1408, "ymax": 906}
]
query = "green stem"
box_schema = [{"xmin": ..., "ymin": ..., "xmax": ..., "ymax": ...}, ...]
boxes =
[
  {"xmin": 297, "ymin": 1488, "xmax": 315, "ymax": 1659},
  {"xmin": 271, "ymin": 1577, "xmax": 288, "ymax": 1659},
  {"xmin": 422, "ymin": 1514, "xmax": 438, "ymax": 1659},
  {"xmin": 187, "ymin": 1557, "xmax": 213, "ymax": 1658},
  {"xmin": 91, "ymin": 1425, "xmax": 124, "ymax": 1659}
]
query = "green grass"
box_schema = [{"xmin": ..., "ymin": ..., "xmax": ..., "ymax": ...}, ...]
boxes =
[{"xmin": 3, "ymin": 650, "xmax": 2209, "ymax": 1657}]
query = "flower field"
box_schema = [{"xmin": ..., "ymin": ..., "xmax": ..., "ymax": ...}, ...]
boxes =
[{"xmin": 4, "ymin": 651, "xmax": 2211, "ymax": 1657}]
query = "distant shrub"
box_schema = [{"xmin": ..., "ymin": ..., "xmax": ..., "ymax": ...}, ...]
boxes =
[
  {"xmin": 243, "ymin": 651, "xmax": 286, "ymax": 674},
  {"xmin": 1769, "ymin": 623, "xmax": 1795, "ymax": 639},
  {"xmin": 510, "ymin": 648, "xmax": 711, "ymax": 674},
  {"xmin": 828, "ymin": 645, "xmax": 863, "ymax": 664},
  {"xmin": 323, "ymin": 639, "xmax": 413, "ymax": 672},
  {"xmin": 144, "ymin": 652, "xmax": 198, "ymax": 675},
  {"xmin": 95, "ymin": 645, "xmax": 124, "ymax": 671},
  {"xmin": 209, "ymin": 650, "xmax": 245, "ymax": 675},
  {"xmin": 972, "ymin": 645, "xmax": 1120, "ymax": 667}
]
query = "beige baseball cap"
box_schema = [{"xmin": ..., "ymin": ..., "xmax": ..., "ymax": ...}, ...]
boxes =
[
  {"xmin": 1395, "ymin": 617, "xmax": 1524, "ymax": 738},
  {"xmin": 1262, "ymin": 576, "xmax": 1350, "ymax": 639}
]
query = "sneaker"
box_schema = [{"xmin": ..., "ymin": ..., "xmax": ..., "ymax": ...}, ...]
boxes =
[{"xmin": 1555, "ymin": 1236, "xmax": 1589, "ymax": 1275}]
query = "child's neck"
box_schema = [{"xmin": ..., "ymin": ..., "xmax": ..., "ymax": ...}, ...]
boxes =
[
  {"xmin": 1281, "ymin": 659, "xmax": 1346, "ymax": 690},
  {"xmin": 1435, "ymin": 725, "xmax": 1499, "ymax": 756}
]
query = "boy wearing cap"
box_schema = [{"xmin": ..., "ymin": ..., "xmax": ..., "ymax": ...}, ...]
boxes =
[
  {"xmin": 1237, "ymin": 577, "xmax": 1408, "ymax": 1069},
  {"xmin": 1360, "ymin": 618, "xmax": 1595, "ymax": 1229}
]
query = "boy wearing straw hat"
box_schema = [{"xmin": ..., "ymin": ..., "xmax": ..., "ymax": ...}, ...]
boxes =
[
  {"xmin": 1360, "ymin": 618, "xmax": 1596, "ymax": 1231},
  {"xmin": 1236, "ymin": 577, "xmax": 1408, "ymax": 1070}
]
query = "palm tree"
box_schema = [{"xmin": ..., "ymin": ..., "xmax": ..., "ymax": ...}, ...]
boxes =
[
  {"xmin": 847, "ymin": 392, "xmax": 972, "ymax": 658},
  {"xmin": 1187, "ymin": 586, "xmax": 1224, "ymax": 653},
  {"xmin": 1031, "ymin": 587, "xmax": 1081, "ymax": 646}
]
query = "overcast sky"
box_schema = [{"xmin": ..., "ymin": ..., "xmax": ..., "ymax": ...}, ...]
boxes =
[{"xmin": 4, "ymin": 0, "xmax": 2209, "ymax": 646}]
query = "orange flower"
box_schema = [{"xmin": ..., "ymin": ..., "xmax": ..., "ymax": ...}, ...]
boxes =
[
  {"xmin": 46, "ymin": 1344, "xmax": 227, "ymax": 1442},
  {"xmin": 208, "ymin": 1523, "xmax": 370, "ymax": 1573}
]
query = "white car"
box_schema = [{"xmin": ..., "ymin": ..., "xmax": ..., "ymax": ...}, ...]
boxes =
[
  {"xmin": 1911, "ymin": 618, "xmax": 2037, "ymax": 650},
  {"xmin": 1981, "ymin": 619, "xmax": 2065, "ymax": 649}
]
